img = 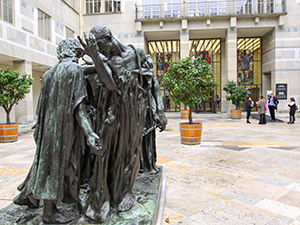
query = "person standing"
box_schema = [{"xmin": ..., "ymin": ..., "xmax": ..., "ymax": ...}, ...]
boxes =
[
  {"xmin": 268, "ymin": 93, "xmax": 279, "ymax": 121},
  {"xmin": 287, "ymin": 97, "xmax": 297, "ymax": 124},
  {"xmin": 245, "ymin": 96, "xmax": 254, "ymax": 124},
  {"xmin": 257, "ymin": 95, "xmax": 267, "ymax": 125}
]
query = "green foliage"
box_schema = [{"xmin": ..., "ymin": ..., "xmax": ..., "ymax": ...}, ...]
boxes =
[
  {"xmin": 162, "ymin": 56, "xmax": 217, "ymax": 123},
  {"xmin": 223, "ymin": 80, "xmax": 248, "ymax": 110},
  {"xmin": 0, "ymin": 68, "xmax": 33, "ymax": 123}
]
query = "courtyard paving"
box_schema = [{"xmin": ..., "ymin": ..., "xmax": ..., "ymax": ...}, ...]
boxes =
[{"xmin": 0, "ymin": 112, "xmax": 300, "ymax": 225}]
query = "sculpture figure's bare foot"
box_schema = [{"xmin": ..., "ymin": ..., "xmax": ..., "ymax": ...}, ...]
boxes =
[
  {"xmin": 43, "ymin": 200, "xmax": 78, "ymax": 224},
  {"xmin": 42, "ymin": 210, "xmax": 76, "ymax": 224},
  {"xmin": 13, "ymin": 193, "xmax": 39, "ymax": 208},
  {"xmin": 97, "ymin": 200, "xmax": 111, "ymax": 222},
  {"xmin": 118, "ymin": 193, "xmax": 135, "ymax": 212}
]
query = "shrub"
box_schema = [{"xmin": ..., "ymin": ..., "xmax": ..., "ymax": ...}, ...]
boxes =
[
  {"xmin": 223, "ymin": 80, "xmax": 248, "ymax": 110},
  {"xmin": 0, "ymin": 68, "xmax": 33, "ymax": 124},
  {"xmin": 162, "ymin": 56, "xmax": 217, "ymax": 124}
]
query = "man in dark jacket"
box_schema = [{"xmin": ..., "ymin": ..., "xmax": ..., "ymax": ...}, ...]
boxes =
[{"xmin": 245, "ymin": 96, "xmax": 254, "ymax": 123}]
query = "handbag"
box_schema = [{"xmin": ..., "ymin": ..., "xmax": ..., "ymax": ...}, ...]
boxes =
[
  {"xmin": 296, "ymin": 105, "xmax": 299, "ymax": 111},
  {"xmin": 265, "ymin": 103, "xmax": 268, "ymax": 111}
]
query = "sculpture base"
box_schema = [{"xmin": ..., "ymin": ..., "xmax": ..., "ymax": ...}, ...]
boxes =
[{"xmin": 0, "ymin": 166, "xmax": 165, "ymax": 225}]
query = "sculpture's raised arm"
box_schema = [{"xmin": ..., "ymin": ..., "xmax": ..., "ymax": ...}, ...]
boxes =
[{"xmin": 78, "ymin": 33, "xmax": 116, "ymax": 90}]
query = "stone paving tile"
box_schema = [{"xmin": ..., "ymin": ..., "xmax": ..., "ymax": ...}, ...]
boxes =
[
  {"xmin": 187, "ymin": 200, "xmax": 273, "ymax": 225},
  {"xmin": 265, "ymin": 215, "xmax": 294, "ymax": 225},
  {"xmin": 222, "ymin": 141, "xmax": 289, "ymax": 146},
  {"xmin": 269, "ymin": 146, "xmax": 298, "ymax": 150},
  {"xmin": 280, "ymin": 169, "xmax": 300, "ymax": 181},
  {"xmin": 220, "ymin": 189, "xmax": 263, "ymax": 205},
  {"xmin": 234, "ymin": 179, "xmax": 290, "ymax": 200},
  {"xmin": 255, "ymin": 199, "xmax": 300, "ymax": 219},
  {"xmin": 254, "ymin": 175, "xmax": 294, "ymax": 186},
  {"xmin": 277, "ymin": 190, "xmax": 300, "ymax": 208},
  {"xmin": 216, "ymin": 145, "xmax": 250, "ymax": 151}
]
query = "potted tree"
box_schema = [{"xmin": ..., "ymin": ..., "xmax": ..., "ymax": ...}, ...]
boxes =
[
  {"xmin": 0, "ymin": 68, "xmax": 33, "ymax": 142},
  {"xmin": 162, "ymin": 56, "xmax": 217, "ymax": 145},
  {"xmin": 223, "ymin": 80, "xmax": 248, "ymax": 119}
]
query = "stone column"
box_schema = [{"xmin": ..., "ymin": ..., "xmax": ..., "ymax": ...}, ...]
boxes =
[
  {"xmin": 180, "ymin": 29, "xmax": 189, "ymax": 59},
  {"xmin": 13, "ymin": 60, "xmax": 34, "ymax": 124},
  {"xmin": 220, "ymin": 38, "xmax": 227, "ymax": 112},
  {"xmin": 224, "ymin": 28, "xmax": 237, "ymax": 113}
]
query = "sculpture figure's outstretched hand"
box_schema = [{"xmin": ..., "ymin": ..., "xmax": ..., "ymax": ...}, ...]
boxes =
[
  {"xmin": 87, "ymin": 132, "xmax": 103, "ymax": 156},
  {"xmin": 156, "ymin": 110, "xmax": 167, "ymax": 132},
  {"xmin": 78, "ymin": 33, "xmax": 98, "ymax": 59}
]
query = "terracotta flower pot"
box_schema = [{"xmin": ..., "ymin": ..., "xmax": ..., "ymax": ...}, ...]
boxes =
[
  {"xmin": 231, "ymin": 109, "xmax": 242, "ymax": 119},
  {"xmin": 181, "ymin": 110, "xmax": 189, "ymax": 119},
  {"xmin": 0, "ymin": 123, "xmax": 18, "ymax": 143},
  {"xmin": 180, "ymin": 122, "xmax": 202, "ymax": 145}
]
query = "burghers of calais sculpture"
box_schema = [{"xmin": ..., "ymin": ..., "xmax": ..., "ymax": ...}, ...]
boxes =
[{"xmin": 13, "ymin": 26, "xmax": 167, "ymax": 224}]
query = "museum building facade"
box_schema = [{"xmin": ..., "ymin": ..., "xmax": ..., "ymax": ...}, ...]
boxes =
[{"xmin": 1, "ymin": 0, "xmax": 300, "ymax": 123}]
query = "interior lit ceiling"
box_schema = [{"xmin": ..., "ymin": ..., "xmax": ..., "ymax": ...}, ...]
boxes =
[
  {"xmin": 237, "ymin": 38, "xmax": 261, "ymax": 51},
  {"xmin": 148, "ymin": 40, "xmax": 180, "ymax": 54},
  {"xmin": 148, "ymin": 38, "xmax": 261, "ymax": 55},
  {"xmin": 189, "ymin": 39, "xmax": 220, "ymax": 54}
]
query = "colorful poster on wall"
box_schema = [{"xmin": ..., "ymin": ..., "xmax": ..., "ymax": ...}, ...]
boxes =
[
  {"xmin": 156, "ymin": 53, "xmax": 173, "ymax": 85},
  {"xmin": 157, "ymin": 54, "xmax": 164, "ymax": 71},
  {"xmin": 237, "ymin": 50, "xmax": 254, "ymax": 85}
]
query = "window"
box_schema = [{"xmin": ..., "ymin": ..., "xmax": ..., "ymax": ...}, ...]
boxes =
[
  {"xmin": 86, "ymin": 0, "xmax": 101, "ymax": 14},
  {"xmin": 0, "ymin": 0, "xmax": 14, "ymax": 24},
  {"xmin": 113, "ymin": 0, "xmax": 121, "ymax": 12},
  {"xmin": 105, "ymin": 0, "xmax": 112, "ymax": 12},
  {"xmin": 86, "ymin": 0, "xmax": 120, "ymax": 14},
  {"xmin": 38, "ymin": 10, "xmax": 51, "ymax": 41},
  {"xmin": 66, "ymin": 27, "xmax": 74, "ymax": 38}
]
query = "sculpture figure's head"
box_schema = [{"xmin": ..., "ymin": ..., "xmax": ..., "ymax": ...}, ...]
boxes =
[
  {"xmin": 90, "ymin": 25, "xmax": 122, "ymax": 58},
  {"xmin": 57, "ymin": 38, "xmax": 83, "ymax": 61}
]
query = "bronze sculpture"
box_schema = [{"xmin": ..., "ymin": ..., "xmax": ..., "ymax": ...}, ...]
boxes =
[
  {"xmin": 13, "ymin": 38, "xmax": 102, "ymax": 224},
  {"xmin": 13, "ymin": 26, "xmax": 167, "ymax": 224}
]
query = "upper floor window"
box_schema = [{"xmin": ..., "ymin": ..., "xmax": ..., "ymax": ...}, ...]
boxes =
[
  {"xmin": 85, "ymin": 0, "xmax": 120, "ymax": 14},
  {"xmin": 86, "ymin": 0, "xmax": 101, "ymax": 14},
  {"xmin": 105, "ymin": 0, "xmax": 120, "ymax": 12},
  {"xmin": 66, "ymin": 27, "xmax": 75, "ymax": 38},
  {"xmin": 0, "ymin": 0, "xmax": 14, "ymax": 24},
  {"xmin": 38, "ymin": 9, "xmax": 51, "ymax": 41}
]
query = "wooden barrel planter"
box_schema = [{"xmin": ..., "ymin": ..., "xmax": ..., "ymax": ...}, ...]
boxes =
[
  {"xmin": 181, "ymin": 110, "xmax": 189, "ymax": 119},
  {"xmin": 0, "ymin": 124, "xmax": 18, "ymax": 143},
  {"xmin": 180, "ymin": 123, "xmax": 202, "ymax": 145},
  {"xmin": 231, "ymin": 109, "xmax": 242, "ymax": 119}
]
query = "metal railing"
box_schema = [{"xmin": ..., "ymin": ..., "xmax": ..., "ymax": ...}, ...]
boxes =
[{"xmin": 136, "ymin": 0, "xmax": 286, "ymax": 20}]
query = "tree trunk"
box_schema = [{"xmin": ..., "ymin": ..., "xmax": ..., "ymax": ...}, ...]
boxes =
[
  {"xmin": 188, "ymin": 107, "xmax": 193, "ymax": 124},
  {"xmin": 6, "ymin": 111, "xmax": 10, "ymax": 124}
]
